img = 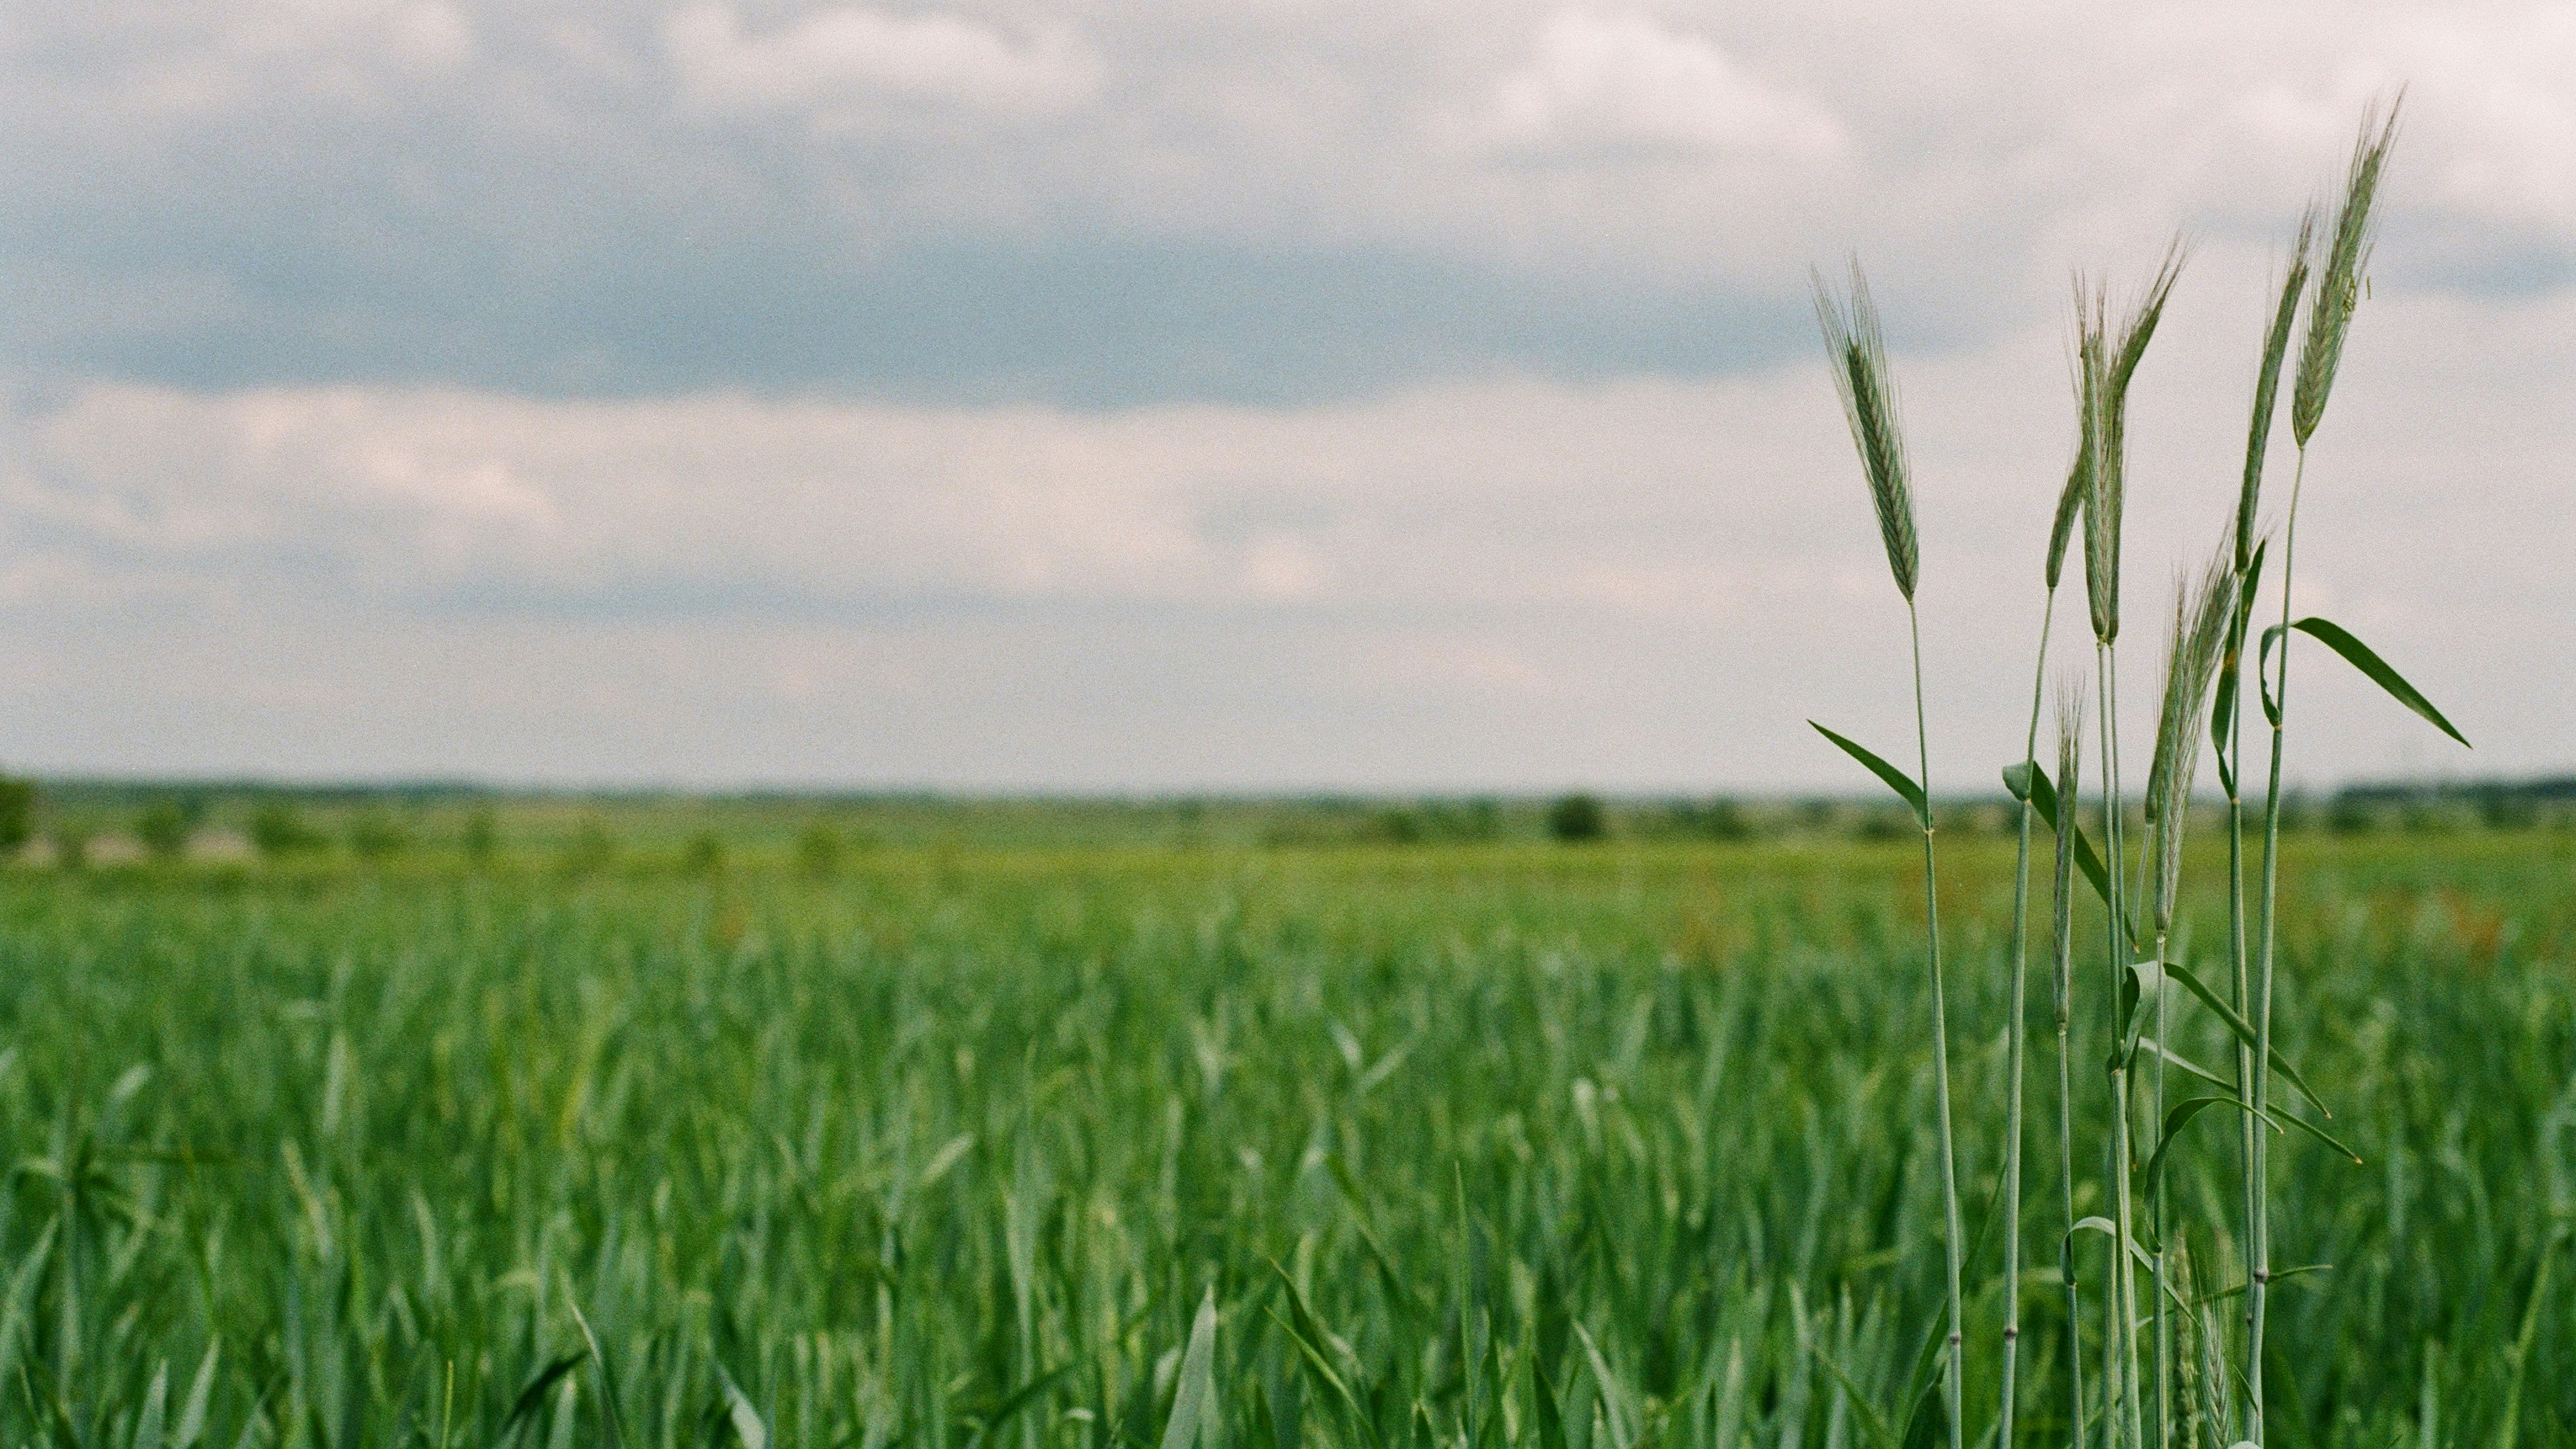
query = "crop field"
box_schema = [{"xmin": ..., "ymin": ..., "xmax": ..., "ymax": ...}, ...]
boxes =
[{"xmin": 1, "ymin": 825, "xmax": 2568, "ymax": 1448}]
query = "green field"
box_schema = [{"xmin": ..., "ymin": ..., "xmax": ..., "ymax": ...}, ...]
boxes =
[{"xmin": 1, "ymin": 826, "xmax": 2569, "ymax": 1447}]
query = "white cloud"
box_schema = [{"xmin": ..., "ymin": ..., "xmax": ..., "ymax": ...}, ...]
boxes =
[
  {"xmin": 1475, "ymin": 10, "xmax": 1841, "ymax": 160},
  {"xmin": 664, "ymin": 4, "xmax": 1101, "ymax": 123},
  {"xmin": 0, "ymin": 247, "xmax": 2566, "ymax": 788}
]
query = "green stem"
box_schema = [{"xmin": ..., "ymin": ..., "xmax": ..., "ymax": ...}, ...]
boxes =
[
  {"xmin": 2151, "ymin": 924, "xmax": 2170, "ymax": 1449},
  {"xmin": 2096, "ymin": 637, "xmax": 2143, "ymax": 1449},
  {"xmin": 2001, "ymin": 598, "xmax": 2058, "ymax": 1448},
  {"xmin": 2056, "ymin": 926, "xmax": 2088, "ymax": 1449},
  {"xmin": 2224, "ymin": 614, "xmax": 2257, "ymax": 1444},
  {"xmin": 1911, "ymin": 602, "xmax": 1967, "ymax": 1449},
  {"xmin": 2249, "ymin": 447, "xmax": 2308, "ymax": 1443}
]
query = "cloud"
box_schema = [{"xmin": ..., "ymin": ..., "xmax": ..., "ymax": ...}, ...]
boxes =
[
  {"xmin": 3, "ymin": 3, "xmax": 2575, "ymax": 404},
  {"xmin": 664, "ymin": 4, "xmax": 1101, "ymax": 123},
  {"xmin": 0, "ymin": 248, "xmax": 2566, "ymax": 788},
  {"xmin": 1474, "ymin": 10, "xmax": 1841, "ymax": 160}
]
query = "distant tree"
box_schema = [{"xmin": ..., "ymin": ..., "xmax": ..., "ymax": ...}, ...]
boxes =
[
  {"xmin": 0, "ymin": 773, "xmax": 33, "ymax": 855},
  {"xmin": 795, "ymin": 820, "xmax": 843, "ymax": 878},
  {"xmin": 1700, "ymin": 794, "xmax": 1762, "ymax": 840},
  {"xmin": 137, "ymin": 798, "xmax": 198, "ymax": 860},
  {"xmin": 250, "ymin": 801, "xmax": 323, "ymax": 858},
  {"xmin": 1458, "ymin": 797, "xmax": 1502, "ymax": 841},
  {"xmin": 2326, "ymin": 796, "xmax": 2376, "ymax": 836},
  {"xmin": 1855, "ymin": 807, "xmax": 1911, "ymax": 842},
  {"xmin": 1374, "ymin": 807, "xmax": 1424, "ymax": 844},
  {"xmin": 1546, "ymin": 793, "xmax": 1606, "ymax": 843},
  {"xmin": 2479, "ymin": 791, "xmax": 2537, "ymax": 831}
]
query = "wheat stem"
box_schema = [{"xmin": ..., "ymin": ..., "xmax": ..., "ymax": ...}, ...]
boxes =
[
  {"xmin": 2095, "ymin": 638, "xmax": 2143, "ymax": 1449},
  {"xmin": 1910, "ymin": 600, "xmax": 1967, "ymax": 1449},
  {"xmin": 2000, "ymin": 595, "xmax": 2059, "ymax": 1447},
  {"xmin": 2247, "ymin": 445, "xmax": 2305, "ymax": 1441},
  {"xmin": 2051, "ymin": 693, "xmax": 2089, "ymax": 1449}
]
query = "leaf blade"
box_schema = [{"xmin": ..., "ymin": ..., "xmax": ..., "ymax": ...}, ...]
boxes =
[
  {"xmin": 1813, "ymin": 722, "xmax": 1926, "ymax": 828},
  {"xmin": 1160, "ymin": 1290, "xmax": 1220, "ymax": 1449},
  {"xmin": 2289, "ymin": 617, "xmax": 2469, "ymax": 747}
]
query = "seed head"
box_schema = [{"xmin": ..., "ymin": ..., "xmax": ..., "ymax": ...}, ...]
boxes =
[
  {"xmin": 2145, "ymin": 545, "xmax": 2236, "ymax": 931},
  {"xmin": 1813, "ymin": 261, "xmax": 1920, "ymax": 602},
  {"xmin": 2292, "ymin": 99, "xmax": 2402, "ymax": 448}
]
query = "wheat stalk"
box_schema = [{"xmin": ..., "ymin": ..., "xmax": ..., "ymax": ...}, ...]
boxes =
[
  {"xmin": 1813, "ymin": 261, "xmax": 1962, "ymax": 1449},
  {"xmin": 2051, "ymin": 682, "xmax": 2091, "ymax": 1449},
  {"xmin": 2248, "ymin": 98, "xmax": 2401, "ymax": 1444}
]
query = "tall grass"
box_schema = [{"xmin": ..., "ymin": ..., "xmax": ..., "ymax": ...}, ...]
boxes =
[
  {"xmin": 2049, "ymin": 686, "xmax": 2089, "ymax": 1449},
  {"xmin": 2140, "ymin": 550, "xmax": 2233, "ymax": 1445},
  {"xmin": 2075, "ymin": 246, "xmax": 2181, "ymax": 1449},
  {"xmin": 2250, "ymin": 102, "xmax": 2402, "ymax": 1442},
  {"xmin": 2219, "ymin": 205, "xmax": 2313, "ymax": 1441},
  {"xmin": 1994, "ymin": 400, "xmax": 2092, "ymax": 1449},
  {"xmin": 0, "ymin": 830, "xmax": 2566, "ymax": 1446},
  {"xmin": 1812, "ymin": 263, "xmax": 1962, "ymax": 1449},
  {"xmin": 1811, "ymin": 97, "xmax": 2485, "ymax": 1449}
]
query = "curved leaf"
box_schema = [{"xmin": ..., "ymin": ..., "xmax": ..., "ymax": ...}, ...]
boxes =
[
  {"xmin": 1811, "ymin": 721, "xmax": 1926, "ymax": 828},
  {"xmin": 2261, "ymin": 618, "xmax": 2468, "ymax": 747},
  {"xmin": 2198, "ymin": 1264, "xmax": 2332, "ymax": 1305},
  {"xmin": 2144, "ymin": 1093, "xmax": 2359, "ymax": 1195},
  {"xmin": 502, "ymin": 1354, "xmax": 585, "ymax": 1442},
  {"xmin": 2018, "ymin": 763, "xmax": 2119, "ymax": 935},
  {"xmin": 2140, "ymin": 1095, "xmax": 2246, "ymax": 1193},
  {"xmin": 2137, "ymin": 1036, "xmax": 2231, "ymax": 1094},
  {"xmin": 2292, "ymin": 616, "xmax": 2469, "ymax": 746},
  {"xmin": 2162, "ymin": 961, "xmax": 2332, "ymax": 1121}
]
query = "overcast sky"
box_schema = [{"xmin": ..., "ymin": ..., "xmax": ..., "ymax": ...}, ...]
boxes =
[{"xmin": 0, "ymin": 0, "xmax": 2567, "ymax": 791}]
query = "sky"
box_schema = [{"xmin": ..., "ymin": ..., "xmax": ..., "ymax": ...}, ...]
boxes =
[{"xmin": 0, "ymin": 0, "xmax": 2568, "ymax": 792}]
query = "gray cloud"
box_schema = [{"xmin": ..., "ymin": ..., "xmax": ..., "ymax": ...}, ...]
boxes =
[
  {"xmin": 0, "ymin": 247, "xmax": 2566, "ymax": 789},
  {"xmin": 3, "ymin": 2, "xmax": 2574, "ymax": 405}
]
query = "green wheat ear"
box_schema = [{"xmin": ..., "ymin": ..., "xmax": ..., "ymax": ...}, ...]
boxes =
[
  {"xmin": 2044, "ymin": 336, "xmax": 2093, "ymax": 591},
  {"xmin": 2144, "ymin": 545, "xmax": 2234, "ymax": 931},
  {"xmin": 2237, "ymin": 208, "xmax": 2317, "ymax": 568},
  {"xmin": 2079, "ymin": 242, "xmax": 2187, "ymax": 645},
  {"xmin": 2074, "ymin": 297, "xmax": 2115, "ymax": 640},
  {"xmin": 2292, "ymin": 99, "xmax": 2402, "ymax": 447},
  {"xmin": 1813, "ymin": 261, "xmax": 1919, "ymax": 601}
]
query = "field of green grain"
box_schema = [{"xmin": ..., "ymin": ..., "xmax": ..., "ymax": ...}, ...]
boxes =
[{"xmin": 1, "ymin": 829, "xmax": 2568, "ymax": 1448}]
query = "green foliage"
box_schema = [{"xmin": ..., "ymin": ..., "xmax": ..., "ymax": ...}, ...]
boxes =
[
  {"xmin": 560, "ymin": 816, "xmax": 617, "ymax": 877},
  {"xmin": 347, "ymin": 806, "xmax": 413, "ymax": 861},
  {"xmin": 1544, "ymin": 792, "xmax": 1606, "ymax": 843},
  {"xmin": 250, "ymin": 801, "xmax": 324, "ymax": 857},
  {"xmin": 0, "ymin": 837, "xmax": 2561, "ymax": 1447},
  {"xmin": 795, "ymin": 819, "xmax": 843, "ymax": 877},
  {"xmin": 0, "ymin": 773, "xmax": 31, "ymax": 855},
  {"xmin": 136, "ymin": 796, "xmax": 202, "ymax": 860},
  {"xmin": 462, "ymin": 805, "xmax": 500, "ymax": 864}
]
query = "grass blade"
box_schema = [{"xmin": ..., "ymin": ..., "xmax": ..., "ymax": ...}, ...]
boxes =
[
  {"xmin": 2162, "ymin": 960, "xmax": 2333, "ymax": 1120},
  {"xmin": 1811, "ymin": 722, "xmax": 1926, "ymax": 828},
  {"xmin": 2263, "ymin": 617, "xmax": 2468, "ymax": 748},
  {"xmin": 1161, "ymin": 1291, "xmax": 1219, "ymax": 1449}
]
